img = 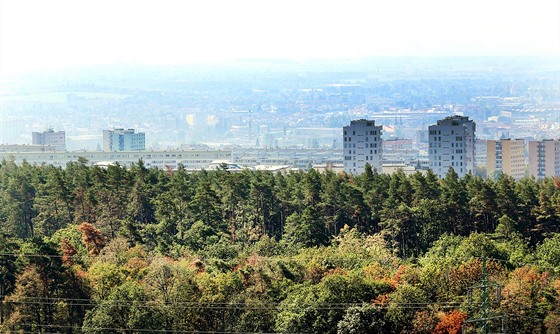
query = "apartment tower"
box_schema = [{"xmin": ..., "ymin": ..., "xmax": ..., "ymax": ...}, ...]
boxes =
[
  {"xmin": 103, "ymin": 128, "xmax": 145, "ymax": 152},
  {"xmin": 487, "ymin": 139, "xmax": 526, "ymax": 180},
  {"xmin": 428, "ymin": 115, "xmax": 476, "ymax": 178},
  {"xmin": 343, "ymin": 119, "xmax": 382, "ymax": 174},
  {"xmin": 32, "ymin": 128, "xmax": 66, "ymax": 151},
  {"xmin": 528, "ymin": 139, "xmax": 560, "ymax": 179}
]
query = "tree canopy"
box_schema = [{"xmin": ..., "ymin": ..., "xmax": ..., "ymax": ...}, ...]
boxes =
[{"xmin": 0, "ymin": 160, "xmax": 559, "ymax": 333}]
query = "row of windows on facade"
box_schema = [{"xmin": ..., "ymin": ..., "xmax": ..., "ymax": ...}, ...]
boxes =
[
  {"xmin": 453, "ymin": 161, "xmax": 464, "ymax": 166},
  {"xmin": 431, "ymin": 136, "xmax": 464, "ymax": 141},
  {"xmin": 429, "ymin": 149, "xmax": 464, "ymax": 154},
  {"xmin": 429, "ymin": 142, "xmax": 464, "ymax": 148},
  {"xmin": 430, "ymin": 154, "xmax": 464, "ymax": 160},
  {"xmin": 429, "ymin": 129, "xmax": 467, "ymax": 135},
  {"xmin": 343, "ymin": 130, "xmax": 379, "ymax": 136},
  {"xmin": 344, "ymin": 152, "xmax": 378, "ymax": 160},
  {"xmin": 343, "ymin": 162, "xmax": 362, "ymax": 168},
  {"xmin": 495, "ymin": 154, "xmax": 524, "ymax": 159},
  {"xmin": 344, "ymin": 143, "xmax": 379, "ymax": 148},
  {"xmin": 430, "ymin": 161, "xmax": 464, "ymax": 167},
  {"xmin": 343, "ymin": 136, "xmax": 379, "ymax": 142}
]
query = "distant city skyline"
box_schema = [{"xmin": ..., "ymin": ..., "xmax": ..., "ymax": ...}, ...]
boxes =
[{"xmin": 1, "ymin": 0, "xmax": 559, "ymax": 76}]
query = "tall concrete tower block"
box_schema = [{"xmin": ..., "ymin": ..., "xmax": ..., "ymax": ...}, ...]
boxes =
[
  {"xmin": 343, "ymin": 119, "xmax": 382, "ymax": 174},
  {"xmin": 428, "ymin": 116, "xmax": 476, "ymax": 178}
]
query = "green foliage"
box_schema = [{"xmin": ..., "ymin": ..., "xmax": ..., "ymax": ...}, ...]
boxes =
[
  {"xmin": 88, "ymin": 262, "xmax": 126, "ymax": 300},
  {"xmin": 385, "ymin": 284, "xmax": 429, "ymax": 333},
  {"xmin": 536, "ymin": 233, "xmax": 560, "ymax": 271},
  {"xmin": 0, "ymin": 234, "xmax": 18, "ymax": 324},
  {"xmin": 83, "ymin": 281, "xmax": 165, "ymax": 333},
  {"xmin": 32, "ymin": 166, "xmax": 74, "ymax": 237},
  {"xmin": 275, "ymin": 273, "xmax": 391, "ymax": 334},
  {"xmin": 454, "ymin": 233, "xmax": 508, "ymax": 260},
  {"xmin": 3, "ymin": 237, "xmax": 89, "ymax": 332},
  {"xmin": 331, "ymin": 226, "xmax": 399, "ymax": 271},
  {"xmin": 0, "ymin": 163, "xmax": 559, "ymax": 332},
  {"xmin": 2, "ymin": 158, "xmax": 555, "ymax": 251},
  {"xmin": 201, "ymin": 237, "xmax": 241, "ymax": 272},
  {"xmin": 283, "ymin": 207, "xmax": 328, "ymax": 248},
  {"xmin": 250, "ymin": 234, "xmax": 287, "ymax": 257},
  {"xmin": 181, "ymin": 220, "xmax": 219, "ymax": 251},
  {"xmin": 0, "ymin": 162, "xmax": 36, "ymax": 238},
  {"xmin": 337, "ymin": 303, "xmax": 389, "ymax": 334}
]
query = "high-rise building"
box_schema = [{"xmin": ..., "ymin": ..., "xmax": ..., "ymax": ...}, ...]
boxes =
[
  {"xmin": 103, "ymin": 128, "xmax": 145, "ymax": 152},
  {"xmin": 475, "ymin": 139, "xmax": 488, "ymax": 168},
  {"xmin": 343, "ymin": 119, "xmax": 382, "ymax": 174},
  {"xmin": 528, "ymin": 139, "xmax": 560, "ymax": 179},
  {"xmin": 32, "ymin": 128, "xmax": 66, "ymax": 151},
  {"xmin": 487, "ymin": 139, "xmax": 526, "ymax": 180},
  {"xmin": 428, "ymin": 115, "xmax": 475, "ymax": 178}
]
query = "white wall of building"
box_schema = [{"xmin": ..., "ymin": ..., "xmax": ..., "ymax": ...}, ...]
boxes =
[
  {"xmin": 0, "ymin": 150, "xmax": 231, "ymax": 171},
  {"xmin": 32, "ymin": 129, "xmax": 66, "ymax": 151},
  {"xmin": 343, "ymin": 119, "xmax": 382, "ymax": 174},
  {"xmin": 428, "ymin": 116, "xmax": 476, "ymax": 178},
  {"xmin": 103, "ymin": 129, "xmax": 145, "ymax": 151}
]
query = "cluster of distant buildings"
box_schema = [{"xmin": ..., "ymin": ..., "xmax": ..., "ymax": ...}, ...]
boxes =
[
  {"xmin": 1, "ymin": 118, "xmax": 559, "ymax": 179},
  {"xmin": 0, "ymin": 128, "xmax": 228, "ymax": 170},
  {"xmin": 343, "ymin": 116, "xmax": 560, "ymax": 179},
  {"xmin": 1, "ymin": 128, "xmax": 146, "ymax": 153}
]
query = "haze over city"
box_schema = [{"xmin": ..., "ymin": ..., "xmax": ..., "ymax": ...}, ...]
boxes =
[
  {"xmin": 1, "ymin": 0, "xmax": 559, "ymax": 75},
  {"xmin": 1, "ymin": 0, "xmax": 559, "ymax": 173}
]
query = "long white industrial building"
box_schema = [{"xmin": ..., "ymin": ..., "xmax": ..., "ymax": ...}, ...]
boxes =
[{"xmin": 0, "ymin": 149, "xmax": 232, "ymax": 170}]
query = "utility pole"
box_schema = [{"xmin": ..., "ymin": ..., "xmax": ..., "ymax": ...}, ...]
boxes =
[
  {"xmin": 463, "ymin": 257, "xmax": 505, "ymax": 334},
  {"xmin": 482, "ymin": 257, "xmax": 488, "ymax": 333}
]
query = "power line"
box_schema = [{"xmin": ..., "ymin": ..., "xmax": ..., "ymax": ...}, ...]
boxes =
[
  {"xmin": 463, "ymin": 257, "xmax": 506, "ymax": 334},
  {"xmin": 10, "ymin": 323, "xmax": 288, "ymax": 334},
  {"xmin": 0, "ymin": 295, "xmax": 466, "ymax": 305},
  {"xmin": 506, "ymin": 313, "xmax": 546, "ymax": 322},
  {"xmin": 4, "ymin": 312, "xmax": 554, "ymax": 334},
  {"xmin": 1, "ymin": 299, "xmax": 464, "ymax": 310}
]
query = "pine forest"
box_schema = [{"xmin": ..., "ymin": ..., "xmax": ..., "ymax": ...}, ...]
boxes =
[{"xmin": 1, "ymin": 159, "xmax": 560, "ymax": 333}]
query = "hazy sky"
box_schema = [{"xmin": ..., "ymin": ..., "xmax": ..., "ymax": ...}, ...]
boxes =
[{"xmin": 1, "ymin": 0, "xmax": 559, "ymax": 75}]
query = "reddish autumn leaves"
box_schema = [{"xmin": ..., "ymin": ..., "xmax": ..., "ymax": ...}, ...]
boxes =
[{"xmin": 78, "ymin": 222, "xmax": 106, "ymax": 256}]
